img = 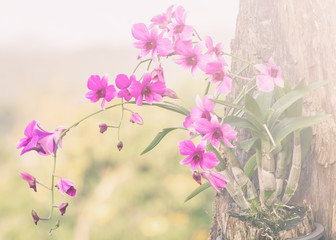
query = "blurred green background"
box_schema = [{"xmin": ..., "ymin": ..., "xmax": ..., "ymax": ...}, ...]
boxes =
[{"xmin": 0, "ymin": 1, "xmax": 238, "ymax": 239}]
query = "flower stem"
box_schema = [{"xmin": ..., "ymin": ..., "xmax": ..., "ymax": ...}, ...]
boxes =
[
  {"xmin": 36, "ymin": 181, "xmax": 51, "ymax": 190},
  {"xmin": 48, "ymin": 102, "xmax": 125, "ymax": 221},
  {"xmin": 193, "ymin": 28, "xmax": 202, "ymax": 41},
  {"xmin": 222, "ymin": 52, "xmax": 255, "ymax": 66},
  {"xmin": 133, "ymin": 59, "xmax": 152, "ymax": 73},
  {"xmin": 117, "ymin": 99, "xmax": 125, "ymax": 141}
]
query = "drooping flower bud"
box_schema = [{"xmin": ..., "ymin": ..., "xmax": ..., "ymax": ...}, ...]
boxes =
[
  {"xmin": 200, "ymin": 170, "xmax": 227, "ymax": 192},
  {"xmin": 130, "ymin": 112, "xmax": 143, "ymax": 125},
  {"xmin": 99, "ymin": 123, "xmax": 108, "ymax": 133},
  {"xmin": 163, "ymin": 88, "xmax": 178, "ymax": 99},
  {"xmin": 59, "ymin": 202, "xmax": 69, "ymax": 216},
  {"xmin": 31, "ymin": 210, "xmax": 40, "ymax": 225},
  {"xmin": 19, "ymin": 172, "xmax": 37, "ymax": 192},
  {"xmin": 56, "ymin": 178, "xmax": 77, "ymax": 197},
  {"xmin": 117, "ymin": 141, "xmax": 123, "ymax": 151},
  {"xmin": 192, "ymin": 171, "xmax": 202, "ymax": 185}
]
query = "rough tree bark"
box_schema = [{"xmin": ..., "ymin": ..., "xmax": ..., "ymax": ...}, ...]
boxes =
[{"xmin": 209, "ymin": 0, "xmax": 336, "ymax": 239}]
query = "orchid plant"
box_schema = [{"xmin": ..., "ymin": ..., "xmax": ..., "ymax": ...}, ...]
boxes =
[{"xmin": 17, "ymin": 5, "xmax": 330, "ymax": 235}]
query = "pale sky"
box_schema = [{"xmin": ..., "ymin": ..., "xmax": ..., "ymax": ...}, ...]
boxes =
[{"xmin": 0, "ymin": 0, "xmax": 239, "ymax": 53}]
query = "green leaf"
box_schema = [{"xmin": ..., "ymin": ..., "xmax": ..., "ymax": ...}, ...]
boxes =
[
  {"xmin": 268, "ymin": 79, "xmax": 332, "ymax": 129},
  {"xmin": 240, "ymin": 137, "xmax": 258, "ymax": 152},
  {"xmin": 244, "ymin": 154, "xmax": 257, "ymax": 178},
  {"xmin": 141, "ymin": 127, "xmax": 186, "ymax": 155},
  {"xmin": 212, "ymin": 98, "xmax": 264, "ymax": 132},
  {"xmin": 224, "ymin": 116, "xmax": 258, "ymax": 132},
  {"xmin": 211, "ymin": 99, "xmax": 244, "ymax": 112},
  {"xmin": 245, "ymin": 94, "xmax": 263, "ymax": 123},
  {"xmin": 300, "ymin": 127, "xmax": 313, "ymax": 162},
  {"xmin": 244, "ymin": 94, "xmax": 265, "ymax": 132},
  {"xmin": 255, "ymin": 92, "xmax": 273, "ymax": 121},
  {"xmin": 151, "ymin": 103, "xmax": 190, "ymax": 116},
  {"xmin": 272, "ymin": 115, "xmax": 330, "ymax": 146},
  {"xmin": 184, "ymin": 182, "xmax": 211, "ymax": 203}
]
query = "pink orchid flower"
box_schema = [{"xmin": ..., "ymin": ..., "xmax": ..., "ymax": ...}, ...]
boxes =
[
  {"xmin": 201, "ymin": 170, "xmax": 227, "ymax": 191},
  {"xmin": 19, "ymin": 172, "xmax": 37, "ymax": 192},
  {"xmin": 85, "ymin": 75, "xmax": 116, "ymax": 109},
  {"xmin": 205, "ymin": 36, "xmax": 224, "ymax": 59},
  {"xmin": 17, "ymin": 120, "xmax": 66, "ymax": 156},
  {"xmin": 178, "ymin": 140, "xmax": 219, "ymax": 171},
  {"xmin": 174, "ymin": 40, "xmax": 210, "ymax": 77},
  {"xmin": 149, "ymin": 5, "xmax": 174, "ymax": 31},
  {"xmin": 57, "ymin": 178, "xmax": 77, "ymax": 197},
  {"xmin": 195, "ymin": 115, "xmax": 236, "ymax": 148},
  {"xmin": 205, "ymin": 59, "xmax": 232, "ymax": 95},
  {"xmin": 115, "ymin": 74, "xmax": 135, "ymax": 102},
  {"xmin": 168, "ymin": 6, "xmax": 193, "ymax": 41},
  {"xmin": 190, "ymin": 95, "xmax": 215, "ymax": 122},
  {"xmin": 132, "ymin": 23, "xmax": 173, "ymax": 62},
  {"xmin": 129, "ymin": 72, "xmax": 166, "ymax": 106},
  {"xmin": 255, "ymin": 57, "xmax": 284, "ymax": 92}
]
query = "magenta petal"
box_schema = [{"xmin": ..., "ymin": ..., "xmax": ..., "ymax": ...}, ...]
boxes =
[
  {"xmin": 255, "ymin": 64, "xmax": 269, "ymax": 75},
  {"xmin": 205, "ymin": 36, "xmax": 213, "ymax": 51},
  {"xmin": 87, "ymin": 75, "xmax": 103, "ymax": 90},
  {"xmin": 178, "ymin": 140, "xmax": 196, "ymax": 155},
  {"xmin": 20, "ymin": 135, "xmax": 39, "ymax": 155},
  {"xmin": 132, "ymin": 23, "xmax": 150, "ymax": 41},
  {"xmin": 128, "ymin": 80, "xmax": 142, "ymax": 98},
  {"xmin": 274, "ymin": 77, "xmax": 284, "ymax": 88},
  {"xmin": 180, "ymin": 25, "xmax": 193, "ymax": 41},
  {"xmin": 194, "ymin": 119, "xmax": 213, "ymax": 134},
  {"xmin": 215, "ymin": 77, "xmax": 232, "ymax": 95},
  {"xmin": 144, "ymin": 93, "xmax": 154, "ymax": 104},
  {"xmin": 202, "ymin": 152, "xmax": 219, "ymax": 170},
  {"xmin": 101, "ymin": 99, "xmax": 106, "ymax": 109},
  {"xmin": 24, "ymin": 120, "xmax": 37, "ymax": 137},
  {"xmin": 256, "ymin": 75, "xmax": 274, "ymax": 92},
  {"xmin": 115, "ymin": 74, "xmax": 132, "ymax": 89},
  {"xmin": 268, "ymin": 57, "xmax": 277, "ymax": 68},
  {"xmin": 157, "ymin": 38, "xmax": 173, "ymax": 56},
  {"xmin": 189, "ymin": 160, "xmax": 199, "ymax": 171},
  {"xmin": 85, "ymin": 91, "xmax": 99, "ymax": 102},
  {"xmin": 180, "ymin": 155, "xmax": 193, "ymax": 165},
  {"xmin": 104, "ymin": 85, "xmax": 117, "ymax": 102}
]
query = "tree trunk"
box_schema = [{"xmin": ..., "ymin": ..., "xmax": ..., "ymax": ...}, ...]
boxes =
[{"xmin": 209, "ymin": 0, "xmax": 336, "ymax": 239}]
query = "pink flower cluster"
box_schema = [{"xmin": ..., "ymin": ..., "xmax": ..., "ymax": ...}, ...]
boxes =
[
  {"xmin": 18, "ymin": 121, "xmax": 76, "ymax": 224},
  {"xmin": 132, "ymin": 5, "xmax": 232, "ymax": 94},
  {"xmin": 183, "ymin": 95, "xmax": 237, "ymax": 148},
  {"xmin": 17, "ymin": 5, "xmax": 288, "ymax": 228},
  {"xmin": 83, "ymin": 5, "xmax": 237, "ymax": 192},
  {"xmin": 85, "ymin": 66, "xmax": 175, "ymax": 110}
]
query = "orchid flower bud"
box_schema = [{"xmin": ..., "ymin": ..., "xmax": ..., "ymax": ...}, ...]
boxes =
[
  {"xmin": 31, "ymin": 210, "xmax": 40, "ymax": 225},
  {"xmin": 117, "ymin": 141, "xmax": 123, "ymax": 151},
  {"xmin": 99, "ymin": 123, "xmax": 108, "ymax": 133},
  {"xmin": 20, "ymin": 172, "xmax": 37, "ymax": 192},
  {"xmin": 59, "ymin": 202, "xmax": 69, "ymax": 216},
  {"xmin": 192, "ymin": 171, "xmax": 202, "ymax": 185}
]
